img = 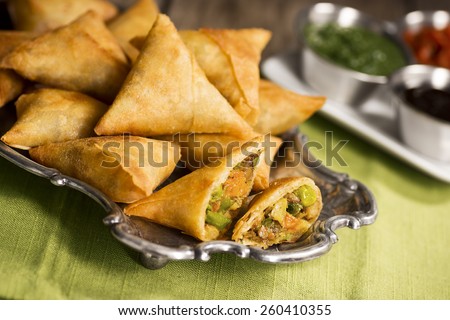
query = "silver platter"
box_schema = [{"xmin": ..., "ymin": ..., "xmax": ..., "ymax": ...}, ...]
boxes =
[{"xmin": 0, "ymin": 104, "xmax": 377, "ymax": 269}]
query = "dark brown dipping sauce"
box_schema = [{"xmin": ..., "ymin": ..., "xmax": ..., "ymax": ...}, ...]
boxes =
[{"xmin": 403, "ymin": 87, "xmax": 450, "ymax": 123}]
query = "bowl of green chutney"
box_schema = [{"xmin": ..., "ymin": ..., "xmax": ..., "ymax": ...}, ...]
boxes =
[{"xmin": 297, "ymin": 3, "xmax": 411, "ymax": 105}]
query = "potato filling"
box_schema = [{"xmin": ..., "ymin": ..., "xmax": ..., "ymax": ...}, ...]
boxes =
[
  {"xmin": 249, "ymin": 185, "xmax": 317, "ymax": 243},
  {"xmin": 205, "ymin": 154, "xmax": 259, "ymax": 231}
]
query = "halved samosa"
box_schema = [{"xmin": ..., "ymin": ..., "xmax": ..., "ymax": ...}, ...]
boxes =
[
  {"xmin": 232, "ymin": 177, "xmax": 322, "ymax": 249},
  {"xmin": 180, "ymin": 28, "xmax": 272, "ymax": 125},
  {"xmin": 162, "ymin": 133, "xmax": 282, "ymax": 192},
  {"xmin": 1, "ymin": 88, "xmax": 108, "ymax": 150},
  {"xmin": 0, "ymin": 31, "xmax": 35, "ymax": 108},
  {"xmin": 95, "ymin": 14, "xmax": 253, "ymax": 138},
  {"xmin": 108, "ymin": 0, "xmax": 159, "ymax": 43},
  {"xmin": 252, "ymin": 135, "xmax": 283, "ymax": 192},
  {"xmin": 254, "ymin": 80, "xmax": 326, "ymax": 135},
  {"xmin": 29, "ymin": 136, "xmax": 181, "ymax": 203},
  {"xmin": 7, "ymin": 0, "xmax": 118, "ymax": 33},
  {"xmin": 1, "ymin": 11, "xmax": 129, "ymax": 103},
  {"xmin": 125, "ymin": 136, "xmax": 266, "ymax": 241}
]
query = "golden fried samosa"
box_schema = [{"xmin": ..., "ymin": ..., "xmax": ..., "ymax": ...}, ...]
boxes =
[
  {"xmin": 162, "ymin": 133, "xmax": 282, "ymax": 192},
  {"xmin": 0, "ymin": 31, "xmax": 36, "ymax": 56},
  {"xmin": 232, "ymin": 177, "xmax": 322, "ymax": 249},
  {"xmin": 0, "ymin": 70, "xmax": 24, "ymax": 109},
  {"xmin": 180, "ymin": 28, "xmax": 272, "ymax": 125},
  {"xmin": 252, "ymin": 135, "xmax": 283, "ymax": 192},
  {"xmin": 108, "ymin": 0, "xmax": 159, "ymax": 43},
  {"xmin": 29, "ymin": 136, "xmax": 181, "ymax": 203},
  {"xmin": 0, "ymin": 31, "xmax": 35, "ymax": 108},
  {"xmin": 254, "ymin": 80, "xmax": 326, "ymax": 135},
  {"xmin": 95, "ymin": 14, "xmax": 253, "ymax": 138},
  {"xmin": 1, "ymin": 89, "xmax": 108, "ymax": 150},
  {"xmin": 7, "ymin": 0, "xmax": 118, "ymax": 33},
  {"xmin": 129, "ymin": 35, "xmax": 145, "ymax": 50},
  {"xmin": 1, "ymin": 11, "xmax": 129, "ymax": 103},
  {"xmin": 125, "ymin": 136, "xmax": 266, "ymax": 241},
  {"xmin": 116, "ymin": 38, "xmax": 141, "ymax": 64}
]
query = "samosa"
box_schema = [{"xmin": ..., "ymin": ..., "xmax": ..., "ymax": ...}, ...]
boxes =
[
  {"xmin": 162, "ymin": 133, "xmax": 282, "ymax": 192},
  {"xmin": 232, "ymin": 177, "xmax": 322, "ymax": 249},
  {"xmin": 2, "ymin": 88, "xmax": 108, "ymax": 150},
  {"xmin": 125, "ymin": 136, "xmax": 266, "ymax": 241},
  {"xmin": 95, "ymin": 14, "xmax": 253, "ymax": 138},
  {"xmin": 0, "ymin": 31, "xmax": 35, "ymax": 108},
  {"xmin": 0, "ymin": 70, "xmax": 24, "ymax": 109},
  {"xmin": 7, "ymin": 0, "xmax": 118, "ymax": 33},
  {"xmin": 108, "ymin": 0, "xmax": 159, "ymax": 43},
  {"xmin": 116, "ymin": 39, "xmax": 141, "ymax": 64},
  {"xmin": 254, "ymin": 80, "xmax": 326, "ymax": 135},
  {"xmin": 108, "ymin": 0, "xmax": 158, "ymax": 64},
  {"xmin": 1, "ymin": 11, "xmax": 129, "ymax": 103},
  {"xmin": 180, "ymin": 28, "xmax": 272, "ymax": 125},
  {"xmin": 29, "ymin": 136, "xmax": 181, "ymax": 203}
]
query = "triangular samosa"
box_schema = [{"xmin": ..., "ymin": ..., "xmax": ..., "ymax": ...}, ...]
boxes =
[
  {"xmin": 125, "ymin": 136, "xmax": 266, "ymax": 241},
  {"xmin": 232, "ymin": 177, "xmax": 322, "ymax": 249},
  {"xmin": 108, "ymin": 0, "xmax": 159, "ymax": 43},
  {"xmin": 2, "ymin": 88, "xmax": 108, "ymax": 150},
  {"xmin": 1, "ymin": 11, "xmax": 130, "ymax": 103},
  {"xmin": 0, "ymin": 31, "xmax": 36, "ymax": 57},
  {"xmin": 0, "ymin": 31, "xmax": 35, "ymax": 108},
  {"xmin": 161, "ymin": 133, "xmax": 282, "ymax": 192},
  {"xmin": 116, "ymin": 38, "xmax": 141, "ymax": 64},
  {"xmin": 253, "ymin": 80, "xmax": 326, "ymax": 135},
  {"xmin": 29, "ymin": 136, "xmax": 181, "ymax": 203},
  {"xmin": 95, "ymin": 14, "xmax": 253, "ymax": 138},
  {"xmin": 7, "ymin": 0, "xmax": 118, "ymax": 33},
  {"xmin": 108, "ymin": 0, "xmax": 158, "ymax": 64},
  {"xmin": 0, "ymin": 70, "xmax": 24, "ymax": 109},
  {"xmin": 180, "ymin": 28, "xmax": 272, "ymax": 125}
]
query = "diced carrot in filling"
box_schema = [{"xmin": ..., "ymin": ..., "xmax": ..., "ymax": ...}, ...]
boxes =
[
  {"xmin": 205, "ymin": 154, "xmax": 259, "ymax": 232},
  {"xmin": 247, "ymin": 185, "xmax": 317, "ymax": 245},
  {"xmin": 223, "ymin": 169, "xmax": 250, "ymax": 198}
]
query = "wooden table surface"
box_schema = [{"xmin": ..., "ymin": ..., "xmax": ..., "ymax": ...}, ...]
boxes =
[{"xmin": 162, "ymin": 0, "xmax": 450, "ymax": 59}]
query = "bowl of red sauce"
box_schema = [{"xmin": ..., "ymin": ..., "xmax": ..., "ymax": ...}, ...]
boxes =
[
  {"xmin": 389, "ymin": 64, "xmax": 450, "ymax": 162},
  {"xmin": 401, "ymin": 10, "xmax": 450, "ymax": 69}
]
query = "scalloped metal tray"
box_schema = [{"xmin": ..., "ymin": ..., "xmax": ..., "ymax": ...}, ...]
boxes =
[{"xmin": 0, "ymin": 104, "xmax": 377, "ymax": 269}]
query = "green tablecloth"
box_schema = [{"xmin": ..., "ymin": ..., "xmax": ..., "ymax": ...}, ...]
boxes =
[{"xmin": 0, "ymin": 115, "xmax": 449, "ymax": 300}]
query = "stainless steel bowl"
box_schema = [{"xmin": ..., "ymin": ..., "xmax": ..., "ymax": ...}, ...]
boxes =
[
  {"xmin": 297, "ymin": 3, "xmax": 411, "ymax": 106},
  {"xmin": 389, "ymin": 65, "xmax": 450, "ymax": 162}
]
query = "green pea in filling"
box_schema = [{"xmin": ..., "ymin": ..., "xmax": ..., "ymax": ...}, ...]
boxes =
[
  {"xmin": 249, "ymin": 185, "xmax": 317, "ymax": 244},
  {"xmin": 205, "ymin": 154, "xmax": 259, "ymax": 231}
]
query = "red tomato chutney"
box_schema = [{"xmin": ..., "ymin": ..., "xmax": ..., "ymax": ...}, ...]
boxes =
[{"xmin": 404, "ymin": 25, "xmax": 450, "ymax": 68}]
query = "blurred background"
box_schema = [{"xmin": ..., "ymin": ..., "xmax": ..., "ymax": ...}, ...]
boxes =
[
  {"xmin": 160, "ymin": 0, "xmax": 450, "ymax": 59},
  {"xmin": 3, "ymin": 0, "xmax": 450, "ymax": 59}
]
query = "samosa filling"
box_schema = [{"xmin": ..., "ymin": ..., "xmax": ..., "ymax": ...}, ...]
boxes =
[
  {"xmin": 205, "ymin": 154, "xmax": 259, "ymax": 231},
  {"xmin": 250, "ymin": 185, "xmax": 317, "ymax": 243}
]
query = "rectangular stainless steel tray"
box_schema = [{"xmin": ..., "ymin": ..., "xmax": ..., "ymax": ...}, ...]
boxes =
[{"xmin": 261, "ymin": 51, "xmax": 450, "ymax": 183}]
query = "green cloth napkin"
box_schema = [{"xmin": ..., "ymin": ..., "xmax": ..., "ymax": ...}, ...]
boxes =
[{"xmin": 0, "ymin": 115, "xmax": 449, "ymax": 299}]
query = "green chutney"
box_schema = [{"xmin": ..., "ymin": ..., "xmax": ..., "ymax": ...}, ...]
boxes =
[{"xmin": 304, "ymin": 23, "xmax": 406, "ymax": 76}]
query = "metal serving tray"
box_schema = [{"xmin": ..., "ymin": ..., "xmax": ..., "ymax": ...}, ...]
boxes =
[{"xmin": 0, "ymin": 104, "xmax": 377, "ymax": 270}]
